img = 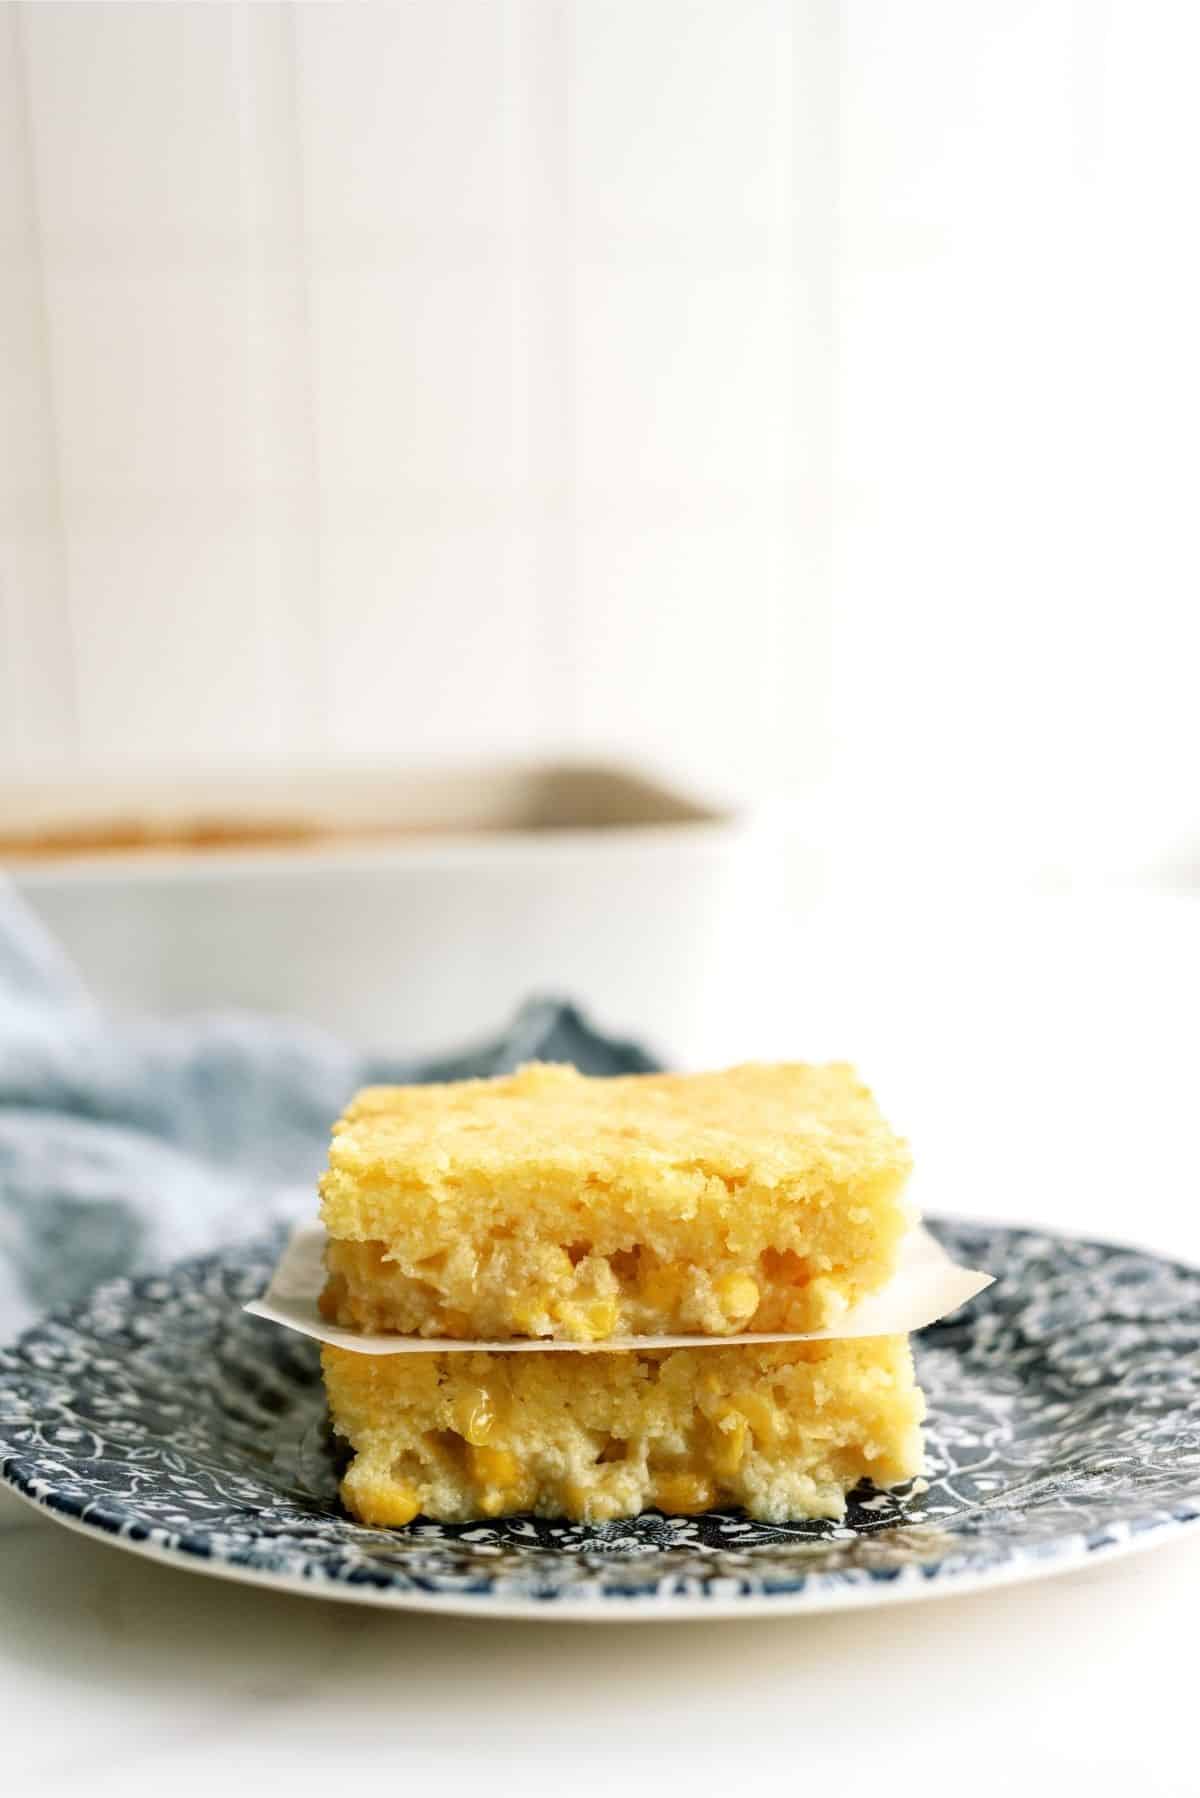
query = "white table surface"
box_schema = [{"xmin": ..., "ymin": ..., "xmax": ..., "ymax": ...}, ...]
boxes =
[{"xmin": 4, "ymin": 890, "xmax": 1199, "ymax": 1798}]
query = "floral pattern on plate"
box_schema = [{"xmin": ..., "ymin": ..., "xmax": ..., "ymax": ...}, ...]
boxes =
[{"xmin": 2, "ymin": 1219, "xmax": 1198, "ymax": 1615}]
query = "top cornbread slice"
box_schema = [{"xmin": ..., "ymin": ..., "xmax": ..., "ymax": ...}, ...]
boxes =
[{"xmin": 318, "ymin": 1061, "xmax": 914, "ymax": 1342}]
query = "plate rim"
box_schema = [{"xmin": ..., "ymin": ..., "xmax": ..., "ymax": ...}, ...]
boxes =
[{"xmin": 3, "ymin": 1469, "xmax": 1197, "ymax": 1621}]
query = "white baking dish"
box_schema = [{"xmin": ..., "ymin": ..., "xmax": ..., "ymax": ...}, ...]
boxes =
[{"xmin": 2, "ymin": 761, "xmax": 769, "ymax": 1060}]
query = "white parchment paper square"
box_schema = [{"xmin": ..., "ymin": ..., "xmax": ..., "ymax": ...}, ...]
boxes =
[{"xmin": 244, "ymin": 1222, "xmax": 992, "ymax": 1354}]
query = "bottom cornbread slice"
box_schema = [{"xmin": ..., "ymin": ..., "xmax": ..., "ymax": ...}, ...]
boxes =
[{"xmin": 322, "ymin": 1337, "xmax": 925, "ymax": 1526}]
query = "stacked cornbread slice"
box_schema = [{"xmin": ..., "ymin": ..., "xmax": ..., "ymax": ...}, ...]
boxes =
[{"xmin": 318, "ymin": 1062, "xmax": 927, "ymax": 1526}]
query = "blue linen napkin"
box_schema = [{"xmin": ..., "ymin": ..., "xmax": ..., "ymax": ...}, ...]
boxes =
[{"xmin": 0, "ymin": 878, "xmax": 657, "ymax": 1339}]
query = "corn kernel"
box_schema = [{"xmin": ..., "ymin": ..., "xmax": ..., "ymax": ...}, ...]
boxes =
[
  {"xmin": 440, "ymin": 1309, "xmax": 472, "ymax": 1338},
  {"xmin": 552, "ymin": 1296, "xmax": 620, "ymax": 1340},
  {"xmin": 582, "ymin": 1298, "xmax": 618, "ymax": 1339},
  {"xmin": 563, "ymin": 1478, "xmax": 625, "ymax": 1523},
  {"xmin": 715, "ymin": 1271, "xmax": 760, "ymax": 1325},
  {"xmin": 639, "ymin": 1261, "xmax": 688, "ymax": 1311},
  {"xmin": 652, "ymin": 1470, "xmax": 716, "ymax": 1515},
  {"xmin": 344, "ymin": 1474, "xmax": 421, "ymax": 1528},
  {"xmin": 452, "ymin": 1388, "xmax": 497, "ymax": 1446},
  {"xmin": 509, "ymin": 1293, "xmax": 550, "ymax": 1334},
  {"xmin": 467, "ymin": 1444, "xmax": 520, "ymax": 1488},
  {"xmin": 711, "ymin": 1408, "xmax": 748, "ymax": 1476},
  {"xmin": 466, "ymin": 1444, "xmax": 526, "ymax": 1517},
  {"xmin": 736, "ymin": 1391, "xmax": 780, "ymax": 1447}
]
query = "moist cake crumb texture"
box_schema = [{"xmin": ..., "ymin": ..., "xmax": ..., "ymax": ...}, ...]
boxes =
[
  {"xmin": 323, "ymin": 1336, "xmax": 926, "ymax": 1526},
  {"xmin": 319, "ymin": 1060, "xmax": 915, "ymax": 1342}
]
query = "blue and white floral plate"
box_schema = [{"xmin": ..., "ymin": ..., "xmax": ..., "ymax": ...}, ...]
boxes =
[{"xmin": 2, "ymin": 1219, "xmax": 1198, "ymax": 1620}]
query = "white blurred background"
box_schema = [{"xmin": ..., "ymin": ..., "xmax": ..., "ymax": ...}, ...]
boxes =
[{"xmin": 2, "ymin": 0, "xmax": 1199, "ymax": 894}]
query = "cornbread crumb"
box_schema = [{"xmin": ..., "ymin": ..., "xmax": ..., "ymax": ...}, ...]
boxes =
[
  {"xmin": 323, "ymin": 1337, "xmax": 925, "ymax": 1526},
  {"xmin": 319, "ymin": 1061, "xmax": 914, "ymax": 1341}
]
